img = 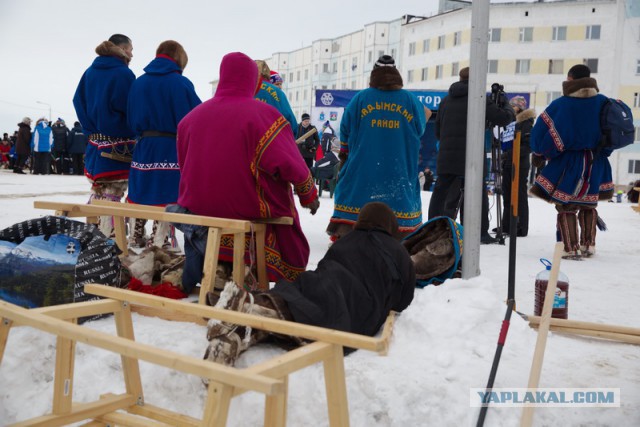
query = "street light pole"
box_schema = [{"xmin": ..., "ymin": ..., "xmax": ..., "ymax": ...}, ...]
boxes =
[{"xmin": 36, "ymin": 101, "xmax": 52, "ymax": 121}]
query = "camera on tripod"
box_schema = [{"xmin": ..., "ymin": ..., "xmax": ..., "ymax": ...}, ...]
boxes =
[{"xmin": 490, "ymin": 83, "xmax": 505, "ymax": 106}]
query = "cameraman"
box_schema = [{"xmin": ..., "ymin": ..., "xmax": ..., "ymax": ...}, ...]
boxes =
[{"xmin": 428, "ymin": 67, "xmax": 515, "ymax": 244}]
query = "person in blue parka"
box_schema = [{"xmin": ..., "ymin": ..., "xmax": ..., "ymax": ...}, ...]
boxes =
[
  {"xmin": 73, "ymin": 34, "xmax": 136, "ymax": 237},
  {"xmin": 126, "ymin": 40, "xmax": 202, "ymax": 248},
  {"xmin": 254, "ymin": 60, "xmax": 297, "ymax": 136},
  {"xmin": 326, "ymin": 55, "xmax": 430, "ymax": 241}
]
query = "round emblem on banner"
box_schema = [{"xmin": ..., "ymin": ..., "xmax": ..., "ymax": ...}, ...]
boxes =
[
  {"xmin": 320, "ymin": 93, "xmax": 334, "ymax": 106},
  {"xmin": 66, "ymin": 242, "xmax": 76, "ymax": 255}
]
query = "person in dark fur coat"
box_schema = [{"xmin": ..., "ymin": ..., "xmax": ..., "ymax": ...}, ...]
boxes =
[
  {"xmin": 204, "ymin": 202, "xmax": 415, "ymax": 367},
  {"xmin": 13, "ymin": 117, "xmax": 31, "ymax": 174},
  {"xmin": 530, "ymin": 64, "xmax": 613, "ymax": 259},
  {"xmin": 500, "ymin": 96, "xmax": 536, "ymax": 236}
]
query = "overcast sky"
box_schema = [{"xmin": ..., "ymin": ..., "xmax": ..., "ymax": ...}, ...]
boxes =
[{"xmin": 0, "ymin": 0, "xmax": 449, "ymax": 133}]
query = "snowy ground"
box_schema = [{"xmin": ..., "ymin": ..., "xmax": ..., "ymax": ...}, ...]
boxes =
[{"xmin": 0, "ymin": 169, "xmax": 639, "ymax": 426}]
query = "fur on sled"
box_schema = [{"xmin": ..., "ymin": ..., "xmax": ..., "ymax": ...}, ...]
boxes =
[{"xmin": 402, "ymin": 216, "xmax": 463, "ymax": 287}]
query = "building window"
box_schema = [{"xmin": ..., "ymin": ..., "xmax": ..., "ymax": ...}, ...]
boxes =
[
  {"xmin": 435, "ymin": 64, "xmax": 443, "ymax": 79},
  {"xmin": 296, "ymin": 71, "xmax": 301, "ymax": 81},
  {"xmin": 322, "ymin": 63, "xmax": 329, "ymax": 73},
  {"xmin": 288, "ymin": 72, "xmax": 293, "ymax": 82},
  {"xmin": 637, "ymin": 60, "xmax": 640, "ymax": 74},
  {"xmin": 304, "ymin": 69, "xmax": 309, "ymax": 80},
  {"xmin": 331, "ymin": 84, "xmax": 336, "ymax": 89},
  {"xmin": 583, "ymin": 58, "xmax": 599, "ymax": 73},
  {"xmin": 281, "ymin": 74, "xmax": 286, "ymax": 82},
  {"xmin": 351, "ymin": 80, "xmax": 356, "ymax": 89},
  {"xmin": 421, "ymin": 67, "xmax": 428, "ymax": 81},
  {"xmin": 341, "ymin": 82, "xmax": 347, "ymax": 89},
  {"xmin": 295, "ymin": 91, "xmax": 299, "ymax": 101},
  {"xmin": 368, "ymin": 50, "xmax": 373, "ymax": 63},
  {"xmin": 629, "ymin": 159, "xmax": 640, "ymax": 174},
  {"xmin": 408, "ymin": 42, "xmax": 416, "ymax": 56},
  {"xmin": 636, "ymin": 127, "xmax": 640, "ymax": 142},
  {"xmin": 438, "ymin": 35, "xmax": 446, "ymax": 50},
  {"xmin": 378, "ymin": 50, "xmax": 384, "ymax": 59},
  {"xmin": 516, "ymin": 59, "xmax": 530, "ymax": 74},
  {"xmin": 552, "ymin": 26, "xmax": 567, "ymax": 41},
  {"xmin": 519, "ymin": 27, "xmax": 533, "ymax": 42},
  {"xmin": 391, "ymin": 48, "xmax": 397, "ymax": 59},
  {"xmin": 321, "ymin": 85, "xmax": 327, "ymax": 90},
  {"xmin": 422, "ymin": 39, "xmax": 430, "ymax": 52},
  {"xmin": 407, "ymin": 70, "xmax": 414, "ymax": 83},
  {"xmin": 451, "ymin": 62, "xmax": 459, "ymax": 77},
  {"xmin": 548, "ymin": 59, "xmax": 564, "ymax": 74},
  {"xmin": 488, "ymin": 60, "xmax": 498, "ymax": 74},
  {"xmin": 634, "ymin": 92, "xmax": 640, "ymax": 108},
  {"xmin": 586, "ymin": 24, "xmax": 601, "ymax": 40},
  {"xmin": 303, "ymin": 89, "xmax": 307, "ymax": 100},
  {"xmin": 546, "ymin": 91, "xmax": 562, "ymax": 104},
  {"xmin": 352, "ymin": 57, "xmax": 358, "ymax": 70},
  {"xmin": 453, "ymin": 31, "xmax": 461, "ymax": 46},
  {"xmin": 332, "ymin": 62, "xmax": 337, "ymax": 73},
  {"xmin": 489, "ymin": 28, "xmax": 501, "ymax": 42},
  {"xmin": 314, "ymin": 64, "xmax": 318, "ymax": 75}
]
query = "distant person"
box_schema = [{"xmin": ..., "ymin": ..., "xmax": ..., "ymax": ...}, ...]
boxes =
[
  {"xmin": 0, "ymin": 135, "xmax": 11, "ymax": 168},
  {"xmin": 14, "ymin": 117, "xmax": 31, "ymax": 174},
  {"xmin": 127, "ymin": 40, "xmax": 202, "ymax": 249},
  {"xmin": 320, "ymin": 120, "xmax": 337, "ymax": 155},
  {"xmin": 427, "ymin": 67, "xmax": 515, "ymax": 244},
  {"xmin": 30, "ymin": 117, "xmax": 53, "ymax": 175},
  {"xmin": 67, "ymin": 121, "xmax": 88, "ymax": 175},
  {"xmin": 500, "ymin": 96, "xmax": 536, "ymax": 237},
  {"xmin": 254, "ymin": 60, "xmax": 297, "ymax": 136},
  {"xmin": 51, "ymin": 118, "xmax": 69, "ymax": 174},
  {"xmin": 73, "ymin": 33, "xmax": 136, "ymax": 237},
  {"xmin": 327, "ymin": 55, "xmax": 429, "ymax": 241},
  {"xmin": 205, "ymin": 202, "xmax": 415, "ymax": 367},
  {"xmin": 171, "ymin": 52, "xmax": 319, "ymax": 294},
  {"xmin": 296, "ymin": 113, "xmax": 320, "ymax": 169},
  {"xmin": 530, "ymin": 64, "xmax": 614, "ymax": 259}
]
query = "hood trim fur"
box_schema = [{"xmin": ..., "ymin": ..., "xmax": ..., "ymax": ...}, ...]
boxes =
[
  {"xmin": 516, "ymin": 108, "xmax": 536, "ymax": 124},
  {"xmin": 95, "ymin": 41, "xmax": 130, "ymax": 65}
]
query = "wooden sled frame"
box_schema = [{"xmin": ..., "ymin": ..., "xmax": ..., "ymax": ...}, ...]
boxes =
[
  {"xmin": 33, "ymin": 200, "xmax": 293, "ymax": 297},
  {"xmin": 0, "ymin": 284, "xmax": 395, "ymax": 427}
]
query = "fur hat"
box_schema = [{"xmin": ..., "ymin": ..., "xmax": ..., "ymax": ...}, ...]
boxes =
[
  {"xmin": 22, "ymin": 117, "xmax": 32, "ymax": 124},
  {"xmin": 509, "ymin": 96, "xmax": 527, "ymax": 111},
  {"xmin": 255, "ymin": 60, "xmax": 271, "ymax": 80},
  {"xmin": 459, "ymin": 67, "xmax": 469, "ymax": 81},
  {"xmin": 354, "ymin": 202, "xmax": 399, "ymax": 236},
  {"xmin": 301, "ymin": 113, "xmax": 310, "ymax": 121},
  {"xmin": 370, "ymin": 55, "xmax": 403, "ymax": 90},
  {"xmin": 156, "ymin": 40, "xmax": 188, "ymax": 70}
]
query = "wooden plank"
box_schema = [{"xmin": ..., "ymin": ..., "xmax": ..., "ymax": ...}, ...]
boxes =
[
  {"xmin": 254, "ymin": 224, "xmax": 269, "ymax": 290},
  {"xmin": 264, "ymin": 376, "xmax": 288, "ymax": 427},
  {"xmin": 521, "ymin": 242, "xmax": 564, "ymax": 427},
  {"xmin": 252, "ymin": 217, "xmax": 294, "ymax": 225},
  {"xmin": 34, "ymin": 201, "xmax": 252, "ymax": 232},
  {"xmin": 113, "ymin": 215, "xmax": 128, "ymax": 256},
  {"xmin": 126, "ymin": 401, "xmax": 201, "ymax": 427},
  {"xmin": 31, "ymin": 299, "xmax": 122, "ymax": 320},
  {"xmin": 0, "ymin": 318, "xmax": 13, "ymax": 366},
  {"xmin": 199, "ymin": 227, "xmax": 222, "ymax": 305},
  {"xmin": 201, "ymin": 382, "xmax": 234, "ymax": 427},
  {"xmin": 527, "ymin": 316, "xmax": 640, "ymax": 337},
  {"xmin": 232, "ymin": 232, "xmax": 245, "ymax": 287},
  {"xmin": 539, "ymin": 325, "xmax": 640, "ymax": 345},
  {"xmin": 323, "ymin": 344, "xmax": 350, "ymax": 427},
  {"xmin": 52, "ymin": 319, "xmax": 77, "ymax": 415},
  {"xmin": 130, "ymin": 305, "xmax": 208, "ymax": 326},
  {"xmin": 378, "ymin": 312, "xmax": 396, "ymax": 356},
  {"xmin": 114, "ymin": 301, "xmax": 144, "ymax": 404},
  {"xmin": 95, "ymin": 411, "xmax": 174, "ymax": 427},
  {"xmin": 85, "ymin": 284, "xmax": 386, "ymax": 352},
  {"xmin": 0, "ymin": 301, "xmax": 283, "ymax": 395},
  {"xmin": 10, "ymin": 393, "xmax": 135, "ymax": 427}
]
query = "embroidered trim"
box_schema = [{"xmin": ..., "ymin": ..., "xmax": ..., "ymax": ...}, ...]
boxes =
[
  {"xmin": 540, "ymin": 112, "xmax": 564, "ymax": 153},
  {"xmin": 252, "ymin": 116, "xmax": 288, "ymax": 218},
  {"xmin": 130, "ymin": 161, "xmax": 180, "ymax": 171}
]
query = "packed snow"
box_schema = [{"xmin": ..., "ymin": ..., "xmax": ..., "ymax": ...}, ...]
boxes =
[{"xmin": 0, "ymin": 170, "xmax": 639, "ymax": 426}]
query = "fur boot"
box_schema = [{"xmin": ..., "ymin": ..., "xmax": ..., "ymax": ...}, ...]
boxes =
[
  {"xmin": 556, "ymin": 206, "xmax": 581, "ymax": 259},
  {"xmin": 578, "ymin": 207, "xmax": 597, "ymax": 257},
  {"xmin": 128, "ymin": 217, "xmax": 148, "ymax": 248},
  {"xmin": 88, "ymin": 180, "xmax": 128, "ymax": 238}
]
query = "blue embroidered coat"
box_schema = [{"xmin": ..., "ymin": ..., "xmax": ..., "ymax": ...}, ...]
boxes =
[
  {"xmin": 331, "ymin": 88, "xmax": 427, "ymax": 232},
  {"xmin": 255, "ymin": 80, "xmax": 297, "ymax": 136},
  {"xmin": 531, "ymin": 91, "xmax": 614, "ymax": 205},
  {"xmin": 73, "ymin": 54, "xmax": 136, "ymax": 180},
  {"xmin": 126, "ymin": 56, "xmax": 202, "ymax": 205}
]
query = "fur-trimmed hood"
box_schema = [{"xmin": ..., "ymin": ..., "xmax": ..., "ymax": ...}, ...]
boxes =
[
  {"xmin": 562, "ymin": 77, "xmax": 599, "ymax": 98},
  {"xmin": 516, "ymin": 108, "xmax": 536, "ymax": 124},
  {"xmin": 95, "ymin": 40, "xmax": 130, "ymax": 65},
  {"xmin": 369, "ymin": 67, "xmax": 403, "ymax": 91}
]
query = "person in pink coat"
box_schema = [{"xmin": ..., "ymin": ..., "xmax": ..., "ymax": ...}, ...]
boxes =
[{"xmin": 174, "ymin": 52, "xmax": 319, "ymax": 294}]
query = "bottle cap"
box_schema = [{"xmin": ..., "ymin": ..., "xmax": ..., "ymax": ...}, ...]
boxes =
[{"xmin": 540, "ymin": 258, "xmax": 552, "ymax": 271}]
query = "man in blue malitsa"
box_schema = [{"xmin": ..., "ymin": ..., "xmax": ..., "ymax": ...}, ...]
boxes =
[{"xmin": 326, "ymin": 55, "xmax": 431, "ymax": 241}]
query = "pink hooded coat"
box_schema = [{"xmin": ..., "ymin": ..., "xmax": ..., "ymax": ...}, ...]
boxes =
[{"xmin": 177, "ymin": 52, "xmax": 317, "ymax": 281}]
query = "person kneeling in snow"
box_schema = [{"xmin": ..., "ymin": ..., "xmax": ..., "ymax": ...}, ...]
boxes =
[{"xmin": 204, "ymin": 202, "xmax": 416, "ymax": 367}]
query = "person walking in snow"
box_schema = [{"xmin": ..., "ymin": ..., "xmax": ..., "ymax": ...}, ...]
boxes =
[
  {"xmin": 530, "ymin": 64, "xmax": 613, "ymax": 259},
  {"xmin": 126, "ymin": 40, "xmax": 202, "ymax": 249},
  {"xmin": 73, "ymin": 33, "xmax": 136, "ymax": 237}
]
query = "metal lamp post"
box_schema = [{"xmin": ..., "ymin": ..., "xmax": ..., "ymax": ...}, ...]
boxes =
[{"xmin": 36, "ymin": 101, "xmax": 52, "ymax": 121}]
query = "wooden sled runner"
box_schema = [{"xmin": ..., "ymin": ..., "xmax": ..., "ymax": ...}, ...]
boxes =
[{"xmin": 0, "ymin": 284, "xmax": 396, "ymax": 427}]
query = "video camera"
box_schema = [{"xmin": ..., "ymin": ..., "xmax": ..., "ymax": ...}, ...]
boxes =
[{"xmin": 490, "ymin": 83, "xmax": 506, "ymax": 106}]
